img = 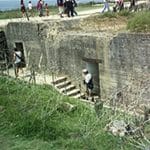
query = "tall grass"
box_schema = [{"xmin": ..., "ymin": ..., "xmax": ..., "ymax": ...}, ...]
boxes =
[
  {"xmin": 0, "ymin": 9, "xmax": 21, "ymax": 19},
  {"xmin": 127, "ymin": 11, "xmax": 150, "ymax": 32},
  {"xmin": 0, "ymin": 76, "xmax": 135, "ymax": 149}
]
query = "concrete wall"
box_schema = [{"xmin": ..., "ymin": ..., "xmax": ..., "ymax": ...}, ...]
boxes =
[
  {"xmin": 107, "ymin": 33, "xmax": 150, "ymax": 104},
  {"xmin": 4, "ymin": 21, "xmax": 150, "ymax": 104},
  {"xmin": 0, "ymin": 31, "xmax": 8, "ymax": 61},
  {"xmin": 6, "ymin": 22, "xmax": 48, "ymax": 68}
]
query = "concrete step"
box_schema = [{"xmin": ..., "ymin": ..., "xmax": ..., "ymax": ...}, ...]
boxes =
[
  {"xmin": 60, "ymin": 84, "xmax": 76, "ymax": 93},
  {"xmin": 66, "ymin": 89, "xmax": 80, "ymax": 96},
  {"xmin": 52, "ymin": 76, "xmax": 67, "ymax": 85},
  {"xmin": 55, "ymin": 80, "xmax": 71, "ymax": 89},
  {"xmin": 73, "ymin": 93, "xmax": 85, "ymax": 99}
]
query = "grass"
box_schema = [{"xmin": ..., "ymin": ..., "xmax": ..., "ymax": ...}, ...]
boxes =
[
  {"xmin": 127, "ymin": 11, "xmax": 150, "ymax": 32},
  {"xmin": 0, "ymin": 75, "xmax": 137, "ymax": 150}
]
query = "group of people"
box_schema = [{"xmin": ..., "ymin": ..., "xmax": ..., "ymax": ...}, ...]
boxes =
[
  {"xmin": 57, "ymin": 0, "xmax": 78, "ymax": 18},
  {"xmin": 36, "ymin": 0, "xmax": 49, "ymax": 17},
  {"xmin": 101, "ymin": 0, "xmax": 124, "ymax": 13},
  {"xmin": 20, "ymin": 0, "xmax": 78, "ymax": 18},
  {"xmin": 20, "ymin": 0, "xmax": 49, "ymax": 18},
  {"xmin": 101, "ymin": 0, "xmax": 137, "ymax": 13}
]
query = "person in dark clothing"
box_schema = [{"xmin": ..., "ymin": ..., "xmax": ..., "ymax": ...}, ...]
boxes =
[
  {"xmin": 129, "ymin": 0, "xmax": 136, "ymax": 11},
  {"xmin": 65, "ymin": 0, "xmax": 74, "ymax": 17},
  {"xmin": 20, "ymin": 0, "xmax": 26, "ymax": 17},
  {"xmin": 72, "ymin": 0, "xmax": 78, "ymax": 16},
  {"xmin": 113, "ymin": 0, "xmax": 124, "ymax": 12}
]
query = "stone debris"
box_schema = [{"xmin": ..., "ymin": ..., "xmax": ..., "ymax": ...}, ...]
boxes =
[
  {"xmin": 58, "ymin": 102, "xmax": 77, "ymax": 112},
  {"xmin": 105, "ymin": 120, "xmax": 129, "ymax": 137}
]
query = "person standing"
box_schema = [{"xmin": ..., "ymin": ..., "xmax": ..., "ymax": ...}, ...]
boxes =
[
  {"xmin": 57, "ymin": 0, "xmax": 64, "ymax": 18},
  {"xmin": 82, "ymin": 69, "xmax": 94, "ymax": 101},
  {"xmin": 37, "ymin": 0, "xmax": 44, "ymax": 17},
  {"xmin": 28, "ymin": 1, "xmax": 33, "ymax": 17},
  {"xmin": 20, "ymin": 0, "xmax": 26, "ymax": 17},
  {"xmin": 13, "ymin": 48, "xmax": 23, "ymax": 78},
  {"xmin": 45, "ymin": 3, "xmax": 49, "ymax": 16}
]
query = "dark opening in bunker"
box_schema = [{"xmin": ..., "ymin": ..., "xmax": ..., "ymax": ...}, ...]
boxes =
[
  {"xmin": 83, "ymin": 58, "xmax": 101, "ymax": 97},
  {"xmin": 15, "ymin": 42, "xmax": 26, "ymax": 67}
]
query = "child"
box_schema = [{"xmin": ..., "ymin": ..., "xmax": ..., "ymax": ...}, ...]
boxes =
[{"xmin": 45, "ymin": 3, "xmax": 49, "ymax": 16}]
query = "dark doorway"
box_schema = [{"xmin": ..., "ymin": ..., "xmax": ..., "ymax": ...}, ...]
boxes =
[
  {"xmin": 84, "ymin": 60, "xmax": 100, "ymax": 96},
  {"xmin": 15, "ymin": 42, "xmax": 26, "ymax": 67}
]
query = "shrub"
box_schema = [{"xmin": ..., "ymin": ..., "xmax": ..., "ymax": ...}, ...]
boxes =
[
  {"xmin": 118, "ymin": 10, "xmax": 131, "ymax": 17},
  {"xmin": 0, "ymin": 76, "xmax": 136, "ymax": 149},
  {"xmin": 127, "ymin": 11, "xmax": 150, "ymax": 32},
  {"xmin": 101, "ymin": 12, "xmax": 117, "ymax": 18}
]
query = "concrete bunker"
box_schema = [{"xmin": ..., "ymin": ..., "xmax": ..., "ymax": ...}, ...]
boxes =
[{"xmin": 1, "ymin": 20, "xmax": 149, "ymax": 108}]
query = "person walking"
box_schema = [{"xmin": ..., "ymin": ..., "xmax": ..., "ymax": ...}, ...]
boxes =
[
  {"xmin": 65, "ymin": 0, "xmax": 74, "ymax": 17},
  {"xmin": 101, "ymin": 0, "xmax": 110, "ymax": 13},
  {"xmin": 72, "ymin": 0, "xmax": 78, "ymax": 16},
  {"xmin": 57, "ymin": 0, "xmax": 64, "ymax": 18},
  {"xmin": 82, "ymin": 69, "xmax": 94, "ymax": 101},
  {"xmin": 113, "ymin": 0, "xmax": 124, "ymax": 12}
]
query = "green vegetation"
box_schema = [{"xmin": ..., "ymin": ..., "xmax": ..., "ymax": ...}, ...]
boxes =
[
  {"xmin": 0, "ymin": 76, "xmax": 137, "ymax": 150},
  {"xmin": 118, "ymin": 10, "xmax": 131, "ymax": 17},
  {"xmin": 96, "ymin": 10, "xmax": 132, "ymax": 19},
  {"xmin": 0, "ymin": 9, "xmax": 21, "ymax": 19},
  {"xmin": 100, "ymin": 11, "xmax": 117, "ymax": 18},
  {"xmin": 127, "ymin": 11, "xmax": 150, "ymax": 32}
]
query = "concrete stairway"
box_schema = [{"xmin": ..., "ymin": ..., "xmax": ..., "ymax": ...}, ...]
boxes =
[{"xmin": 52, "ymin": 76, "xmax": 84, "ymax": 99}]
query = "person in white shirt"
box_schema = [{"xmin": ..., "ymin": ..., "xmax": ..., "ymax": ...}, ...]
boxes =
[
  {"xmin": 101, "ymin": 0, "xmax": 110, "ymax": 13},
  {"xmin": 28, "ymin": 1, "xmax": 33, "ymax": 16},
  {"xmin": 13, "ymin": 48, "xmax": 23, "ymax": 77},
  {"xmin": 82, "ymin": 69, "xmax": 94, "ymax": 101}
]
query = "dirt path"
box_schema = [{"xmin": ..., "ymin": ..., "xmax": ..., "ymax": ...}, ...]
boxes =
[
  {"xmin": 0, "ymin": 8, "xmax": 101, "ymax": 28},
  {"xmin": 0, "ymin": 0, "xmax": 147, "ymax": 28}
]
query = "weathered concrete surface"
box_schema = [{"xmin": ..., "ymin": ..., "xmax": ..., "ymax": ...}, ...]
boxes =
[
  {"xmin": 1, "ymin": 16, "xmax": 150, "ymax": 110},
  {"xmin": 107, "ymin": 33, "xmax": 150, "ymax": 108},
  {"xmin": 0, "ymin": 31, "xmax": 8, "ymax": 61}
]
